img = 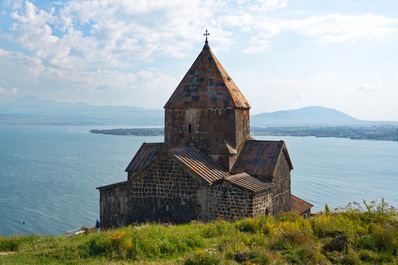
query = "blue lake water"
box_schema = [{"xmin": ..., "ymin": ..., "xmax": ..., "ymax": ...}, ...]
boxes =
[{"xmin": 0, "ymin": 126, "xmax": 397, "ymax": 236}]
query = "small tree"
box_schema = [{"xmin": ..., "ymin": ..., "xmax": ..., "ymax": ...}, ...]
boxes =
[{"xmin": 325, "ymin": 203, "xmax": 331, "ymax": 216}]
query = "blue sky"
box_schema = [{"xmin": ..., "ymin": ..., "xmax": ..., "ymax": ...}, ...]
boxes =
[{"xmin": 0, "ymin": 0, "xmax": 397, "ymax": 121}]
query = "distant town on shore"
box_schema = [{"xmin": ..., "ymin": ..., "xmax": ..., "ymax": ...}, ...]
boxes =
[{"xmin": 90, "ymin": 125, "xmax": 398, "ymax": 142}]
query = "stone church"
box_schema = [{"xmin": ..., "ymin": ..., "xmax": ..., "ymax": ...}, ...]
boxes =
[{"xmin": 97, "ymin": 38, "xmax": 313, "ymax": 228}]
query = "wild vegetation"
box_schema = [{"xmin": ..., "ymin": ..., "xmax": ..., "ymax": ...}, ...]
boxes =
[{"xmin": 1, "ymin": 200, "xmax": 397, "ymax": 264}]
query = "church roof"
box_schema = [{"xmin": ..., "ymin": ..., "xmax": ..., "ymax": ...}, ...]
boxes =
[
  {"xmin": 231, "ymin": 140, "xmax": 293, "ymax": 177},
  {"xmin": 207, "ymin": 140, "xmax": 237, "ymax": 155},
  {"xmin": 291, "ymin": 194, "xmax": 314, "ymax": 214},
  {"xmin": 225, "ymin": 173, "xmax": 273, "ymax": 193},
  {"xmin": 125, "ymin": 143, "xmax": 166, "ymax": 173},
  {"xmin": 164, "ymin": 43, "xmax": 250, "ymax": 109},
  {"xmin": 169, "ymin": 146, "xmax": 230, "ymax": 184},
  {"xmin": 97, "ymin": 180, "xmax": 129, "ymax": 190}
]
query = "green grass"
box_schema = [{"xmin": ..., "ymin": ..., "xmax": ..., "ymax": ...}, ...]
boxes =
[{"xmin": 1, "ymin": 200, "xmax": 397, "ymax": 264}]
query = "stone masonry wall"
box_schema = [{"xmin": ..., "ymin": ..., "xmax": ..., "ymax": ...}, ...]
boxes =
[
  {"xmin": 99, "ymin": 183, "xmax": 130, "ymax": 228},
  {"xmin": 253, "ymin": 190, "xmax": 273, "ymax": 216},
  {"xmin": 235, "ymin": 109, "xmax": 250, "ymax": 149},
  {"xmin": 165, "ymin": 108, "xmax": 249, "ymax": 153},
  {"xmin": 208, "ymin": 181, "xmax": 254, "ymax": 221},
  {"xmin": 100, "ymin": 153, "xmax": 207, "ymax": 228},
  {"xmin": 272, "ymin": 154, "xmax": 291, "ymax": 214},
  {"xmin": 127, "ymin": 153, "xmax": 206, "ymax": 224}
]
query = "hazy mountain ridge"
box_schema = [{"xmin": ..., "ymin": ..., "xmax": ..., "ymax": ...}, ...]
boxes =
[
  {"xmin": 0, "ymin": 96, "xmax": 395, "ymax": 126},
  {"xmin": 252, "ymin": 106, "xmax": 395, "ymax": 126},
  {"xmin": 0, "ymin": 96, "xmax": 163, "ymax": 126}
]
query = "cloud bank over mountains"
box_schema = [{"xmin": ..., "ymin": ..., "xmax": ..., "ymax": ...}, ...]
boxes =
[{"xmin": 1, "ymin": 0, "xmax": 398, "ymax": 120}]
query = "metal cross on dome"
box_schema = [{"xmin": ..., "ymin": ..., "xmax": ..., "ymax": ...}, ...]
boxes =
[{"xmin": 204, "ymin": 29, "xmax": 210, "ymax": 44}]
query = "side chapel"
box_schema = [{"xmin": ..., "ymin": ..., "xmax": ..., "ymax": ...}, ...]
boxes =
[{"xmin": 97, "ymin": 35, "xmax": 313, "ymax": 228}]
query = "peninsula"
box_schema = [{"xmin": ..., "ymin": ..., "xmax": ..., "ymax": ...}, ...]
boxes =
[{"xmin": 90, "ymin": 125, "xmax": 398, "ymax": 142}]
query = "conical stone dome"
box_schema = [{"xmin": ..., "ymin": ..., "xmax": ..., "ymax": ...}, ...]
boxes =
[{"xmin": 164, "ymin": 43, "xmax": 250, "ymax": 109}]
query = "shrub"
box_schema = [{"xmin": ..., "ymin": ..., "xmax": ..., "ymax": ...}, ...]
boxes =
[
  {"xmin": 235, "ymin": 215, "xmax": 276, "ymax": 236},
  {"xmin": 286, "ymin": 246, "xmax": 324, "ymax": 265},
  {"xmin": 377, "ymin": 251, "xmax": 395, "ymax": 263},
  {"xmin": 79, "ymin": 229, "xmax": 136, "ymax": 259},
  {"xmin": 276, "ymin": 211, "xmax": 301, "ymax": 222},
  {"xmin": 269, "ymin": 235, "xmax": 291, "ymax": 251},
  {"xmin": 132, "ymin": 223, "xmax": 206, "ymax": 259},
  {"xmin": 250, "ymin": 249, "xmax": 271, "ymax": 265},
  {"xmin": 369, "ymin": 224, "xmax": 398, "ymax": 252},
  {"xmin": 324, "ymin": 234, "xmax": 348, "ymax": 252},
  {"xmin": 0, "ymin": 237, "xmax": 20, "ymax": 251},
  {"xmin": 282, "ymin": 230, "xmax": 311, "ymax": 246},
  {"xmin": 325, "ymin": 203, "xmax": 331, "ymax": 216},
  {"xmin": 108, "ymin": 230, "xmax": 136, "ymax": 258},
  {"xmin": 359, "ymin": 249, "xmax": 378, "ymax": 263},
  {"xmin": 341, "ymin": 249, "xmax": 361, "ymax": 265},
  {"xmin": 184, "ymin": 249, "xmax": 221, "ymax": 265},
  {"xmin": 233, "ymin": 251, "xmax": 253, "ymax": 263},
  {"xmin": 311, "ymin": 214, "xmax": 344, "ymax": 238},
  {"xmin": 235, "ymin": 218, "xmax": 258, "ymax": 233},
  {"xmin": 201, "ymin": 221, "xmax": 233, "ymax": 238},
  {"xmin": 0, "ymin": 235, "xmax": 47, "ymax": 252}
]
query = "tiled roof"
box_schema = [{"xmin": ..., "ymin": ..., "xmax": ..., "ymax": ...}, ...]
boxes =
[
  {"xmin": 164, "ymin": 43, "xmax": 250, "ymax": 109},
  {"xmin": 291, "ymin": 194, "xmax": 314, "ymax": 214},
  {"xmin": 207, "ymin": 140, "xmax": 237, "ymax": 155},
  {"xmin": 169, "ymin": 146, "xmax": 230, "ymax": 184},
  {"xmin": 97, "ymin": 180, "xmax": 129, "ymax": 190},
  {"xmin": 225, "ymin": 173, "xmax": 273, "ymax": 193},
  {"xmin": 231, "ymin": 140, "xmax": 293, "ymax": 177},
  {"xmin": 125, "ymin": 143, "xmax": 166, "ymax": 173}
]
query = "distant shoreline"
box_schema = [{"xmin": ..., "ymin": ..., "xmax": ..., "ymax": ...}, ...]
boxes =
[
  {"xmin": 90, "ymin": 126, "xmax": 398, "ymax": 142},
  {"xmin": 90, "ymin": 128, "xmax": 164, "ymax": 136}
]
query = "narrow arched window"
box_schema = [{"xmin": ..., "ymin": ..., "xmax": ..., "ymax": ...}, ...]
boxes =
[{"xmin": 189, "ymin": 124, "xmax": 192, "ymax": 133}]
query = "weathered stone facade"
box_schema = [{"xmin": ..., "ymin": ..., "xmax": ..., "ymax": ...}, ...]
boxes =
[
  {"xmin": 271, "ymin": 155, "xmax": 292, "ymax": 214},
  {"xmin": 165, "ymin": 107, "xmax": 249, "ymax": 153},
  {"xmin": 98, "ymin": 40, "xmax": 312, "ymax": 228},
  {"xmin": 99, "ymin": 151, "xmax": 274, "ymax": 227},
  {"xmin": 208, "ymin": 182, "xmax": 273, "ymax": 221},
  {"xmin": 101, "ymin": 153, "xmax": 208, "ymax": 226}
]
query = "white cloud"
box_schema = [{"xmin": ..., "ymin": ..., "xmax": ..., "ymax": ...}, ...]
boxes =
[
  {"xmin": 2, "ymin": 0, "xmax": 24, "ymax": 10},
  {"xmin": 1, "ymin": 0, "xmax": 398, "ymax": 120},
  {"xmin": 244, "ymin": 37, "xmax": 271, "ymax": 53},
  {"xmin": 358, "ymin": 82, "xmax": 383, "ymax": 92},
  {"xmin": 243, "ymin": 0, "xmax": 288, "ymax": 13},
  {"xmin": 0, "ymin": 48, "xmax": 177, "ymax": 108},
  {"xmin": 6, "ymin": 0, "xmax": 231, "ymax": 70},
  {"xmin": 287, "ymin": 14, "xmax": 398, "ymax": 44},
  {"xmin": 6, "ymin": 0, "xmax": 397, "ymax": 71},
  {"xmin": 295, "ymin": 92, "xmax": 306, "ymax": 100},
  {"xmin": 238, "ymin": 13, "xmax": 398, "ymax": 52},
  {"xmin": 0, "ymin": 86, "xmax": 18, "ymax": 94}
]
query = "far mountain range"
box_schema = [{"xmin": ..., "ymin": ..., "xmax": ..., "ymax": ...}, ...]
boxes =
[{"xmin": 0, "ymin": 96, "xmax": 395, "ymax": 126}]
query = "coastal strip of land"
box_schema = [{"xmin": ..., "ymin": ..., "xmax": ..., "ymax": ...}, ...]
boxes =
[
  {"xmin": 90, "ymin": 128, "xmax": 164, "ymax": 136},
  {"xmin": 90, "ymin": 125, "xmax": 398, "ymax": 141}
]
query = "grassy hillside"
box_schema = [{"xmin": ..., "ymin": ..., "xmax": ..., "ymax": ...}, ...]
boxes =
[{"xmin": 1, "ymin": 201, "xmax": 397, "ymax": 264}]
